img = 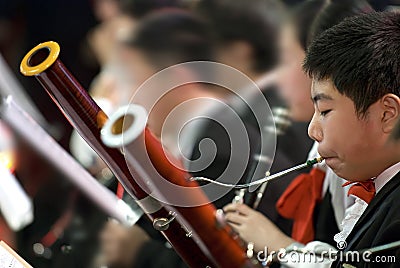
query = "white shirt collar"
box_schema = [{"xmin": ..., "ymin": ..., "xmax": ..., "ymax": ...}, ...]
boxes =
[{"xmin": 374, "ymin": 161, "xmax": 400, "ymax": 193}]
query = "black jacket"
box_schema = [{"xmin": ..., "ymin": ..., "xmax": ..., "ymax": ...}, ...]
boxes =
[{"xmin": 333, "ymin": 171, "xmax": 400, "ymax": 268}]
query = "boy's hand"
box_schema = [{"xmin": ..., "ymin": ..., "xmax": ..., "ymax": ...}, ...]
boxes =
[{"xmin": 223, "ymin": 203, "xmax": 294, "ymax": 252}]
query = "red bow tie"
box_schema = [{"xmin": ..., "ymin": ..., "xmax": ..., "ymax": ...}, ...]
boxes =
[
  {"xmin": 276, "ymin": 168, "xmax": 326, "ymax": 244},
  {"xmin": 342, "ymin": 179, "xmax": 376, "ymax": 204}
]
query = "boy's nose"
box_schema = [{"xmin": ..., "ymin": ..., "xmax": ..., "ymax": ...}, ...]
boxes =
[{"xmin": 308, "ymin": 113, "xmax": 323, "ymax": 142}]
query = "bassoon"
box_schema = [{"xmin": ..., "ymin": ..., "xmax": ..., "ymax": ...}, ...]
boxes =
[
  {"xmin": 20, "ymin": 41, "xmax": 258, "ymax": 268},
  {"xmin": 101, "ymin": 104, "xmax": 261, "ymax": 268}
]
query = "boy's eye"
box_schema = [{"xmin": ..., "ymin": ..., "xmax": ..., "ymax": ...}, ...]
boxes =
[{"xmin": 320, "ymin": 109, "xmax": 332, "ymax": 116}]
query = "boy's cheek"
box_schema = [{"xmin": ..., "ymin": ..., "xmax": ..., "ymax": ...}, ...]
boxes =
[{"xmin": 325, "ymin": 118, "xmax": 353, "ymax": 146}]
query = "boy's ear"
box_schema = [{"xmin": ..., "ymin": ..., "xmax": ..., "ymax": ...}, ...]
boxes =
[{"xmin": 381, "ymin": 93, "xmax": 400, "ymax": 134}]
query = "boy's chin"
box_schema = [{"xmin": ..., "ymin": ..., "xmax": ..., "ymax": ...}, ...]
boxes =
[
  {"xmin": 331, "ymin": 169, "xmax": 369, "ymax": 183},
  {"xmin": 326, "ymin": 161, "xmax": 360, "ymax": 182},
  {"xmin": 325, "ymin": 157, "xmax": 343, "ymax": 174}
]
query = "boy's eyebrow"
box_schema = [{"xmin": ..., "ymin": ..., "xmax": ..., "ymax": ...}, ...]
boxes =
[{"xmin": 311, "ymin": 93, "xmax": 334, "ymax": 103}]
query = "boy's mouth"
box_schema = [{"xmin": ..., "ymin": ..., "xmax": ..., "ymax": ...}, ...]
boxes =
[
  {"xmin": 317, "ymin": 148, "xmax": 336, "ymax": 160},
  {"xmin": 324, "ymin": 157, "xmax": 340, "ymax": 168},
  {"xmin": 318, "ymin": 150, "xmax": 339, "ymax": 167}
]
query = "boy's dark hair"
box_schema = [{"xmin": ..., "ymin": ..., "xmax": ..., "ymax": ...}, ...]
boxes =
[
  {"xmin": 290, "ymin": 0, "xmax": 373, "ymax": 50},
  {"xmin": 304, "ymin": 12, "xmax": 400, "ymax": 116},
  {"xmin": 289, "ymin": 0, "xmax": 326, "ymax": 50},
  {"xmin": 195, "ymin": 0, "xmax": 283, "ymax": 73},
  {"xmin": 309, "ymin": 0, "xmax": 373, "ymax": 44},
  {"xmin": 124, "ymin": 9, "xmax": 213, "ymax": 70}
]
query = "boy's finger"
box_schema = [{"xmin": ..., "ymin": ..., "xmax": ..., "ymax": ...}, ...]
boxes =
[
  {"xmin": 223, "ymin": 203, "xmax": 238, "ymax": 212},
  {"xmin": 225, "ymin": 211, "xmax": 246, "ymax": 224},
  {"xmin": 234, "ymin": 204, "xmax": 252, "ymax": 215}
]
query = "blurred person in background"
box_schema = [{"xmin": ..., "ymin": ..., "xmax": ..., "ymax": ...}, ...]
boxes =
[
  {"xmin": 98, "ymin": 1, "xmax": 312, "ymax": 267},
  {"xmin": 223, "ymin": 0, "xmax": 374, "ymax": 261},
  {"xmin": 98, "ymin": 1, "xmax": 310, "ymax": 267},
  {"xmin": 97, "ymin": 9, "xmax": 226, "ymax": 268},
  {"xmin": 71, "ymin": 0, "xmax": 182, "ymax": 174},
  {"xmin": 191, "ymin": 0, "xmax": 313, "ymax": 234},
  {"xmin": 87, "ymin": 0, "xmax": 183, "ymax": 105}
]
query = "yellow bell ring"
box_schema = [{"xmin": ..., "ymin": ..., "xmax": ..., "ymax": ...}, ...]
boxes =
[{"xmin": 20, "ymin": 41, "xmax": 60, "ymax": 76}]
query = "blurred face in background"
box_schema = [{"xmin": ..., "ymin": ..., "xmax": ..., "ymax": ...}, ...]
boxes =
[
  {"xmin": 275, "ymin": 24, "xmax": 314, "ymax": 122},
  {"xmin": 93, "ymin": 0, "xmax": 122, "ymax": 22},
  {"xmin": 116, "ymin": 42, "xmax": 211, "ymax": 137},
  {"xmin": 118, "ymin": 44, "xmax": 156, "ymax": 88},
  {"xmin": 215, "ymin": 40, "xmax": 254, "ymax": 77}
]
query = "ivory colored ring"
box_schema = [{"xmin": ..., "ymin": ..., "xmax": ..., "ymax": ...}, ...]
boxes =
[{"xmin": 101, "ymin": 104, "xmax": 148, "ymax": 148}]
